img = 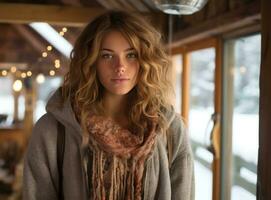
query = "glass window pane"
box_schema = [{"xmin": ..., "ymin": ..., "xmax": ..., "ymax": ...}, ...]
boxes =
[
  {"xmin": 35, "ymin": 76, "xmax": 63, "ymax": 122},
  {"xmin": 0, "ymin": 77, "xmax": 14, "ymax": 126},
  {"xmin": 230, "ymin": 34, "xmax": 260, "ymax": 200},
  {"xmin": 189, "ymin": 48, "xmax": 215, "ymax": 200}
]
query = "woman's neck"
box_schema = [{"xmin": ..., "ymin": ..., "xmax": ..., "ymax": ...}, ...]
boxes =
[{"xmin": 102, "ymin": 92, "xmax": 128, "ymax": 120}]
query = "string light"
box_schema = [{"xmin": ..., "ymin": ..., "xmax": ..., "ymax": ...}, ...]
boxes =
[
  {"xmin": 54, "ymin": 59, "xmax": 60, "ymax": 68},
  {"xmin": 62, "ymin": 27, "xmax": 67, "ymax": 32},
  {"xmin": 47, "ymin": 45, "xmax": 53, "ymax": 51},
  {"xmin": 11, "ymin": 66, "xmax": 17, "ymax": 73},
  {"xmin": 21, "ymin": 72, "xmax": 27, "ymax": 78},
  {"xmin": 36, "ymin": 74, "xmax": 45, "ymax": 84},
  {"xmin": 42, "ymin": 52, "xmax": 48, "ymax": 57},
  {"xmin": 2, "ymin": 70, "xmax": 8, "ymax": 76},
  {"xmin": 59, "ymin": 31, "xmax": 64, "ymax": 36},
  {"xmin": 49, "ymin": 70, "xmax": 55, "ymax": 76},
  {"xmin": 13, "ymin": 80, "xmax": 22, "ymax": 92},
  {"xmin": 27, "ymin": 71, "xmax": 32, "ymax": 77},
  {"xmin": 55, "ymin": 63, "xmax": 60, "ymax": 68}
]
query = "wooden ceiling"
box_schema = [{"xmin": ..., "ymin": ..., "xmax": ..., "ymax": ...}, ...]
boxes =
[
  {"xmin": 0, "ymin": 0, "xmax": 261, "ymax": 78},
  {"xmin": 0, "ymin": 0, "xmax": 166, "ymax": 77}
]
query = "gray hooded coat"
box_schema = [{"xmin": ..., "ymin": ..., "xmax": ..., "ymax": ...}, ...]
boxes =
[{"xmin": 23, "ymin": 89, "xmax": 194, "ymax": 200}]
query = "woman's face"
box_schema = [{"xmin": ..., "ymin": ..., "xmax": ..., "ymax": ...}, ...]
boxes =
[{"xmin": 96, "ymin": 31, "xmax": 140, "ymax": 96}]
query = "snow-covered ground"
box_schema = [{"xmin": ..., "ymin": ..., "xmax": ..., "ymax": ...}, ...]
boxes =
[
  {"xmin": 195, "ymin": 160, "xmax": 255, "ymax": 200},
  {"xmin": 190, "ymin": 109, "xmax": 257, "ymax": 200},
  {"xmin": 189, "ymin": 109, "xmax": 258, "ymax": 164}
]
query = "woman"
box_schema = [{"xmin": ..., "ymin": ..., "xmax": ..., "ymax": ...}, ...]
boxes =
[{"xmin": 23, "ymin": 11, "xmax": 194, "ymax": 200}]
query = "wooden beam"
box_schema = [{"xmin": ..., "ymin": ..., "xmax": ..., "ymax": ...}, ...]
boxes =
[
  {"xmin": 0, "ymin": 3, "xmax": 106, "ymax": 26},
  {"xmin": 127, "ymin": 0, "xmax": 149, "ymax": 12},
  {"xmin": 0, "ymin": 63, "xmax": 28, "ymax": 70},
  {"xmin": 117, "ymin": 0, "xmax": 137, "ymax": 11},
  {"xmin": 95, "ymin": 0, "xmax": 120, "ymax": 10},
  {"xmin": 12, "ymin": 24, "xmax": 67, "ymax": 75},
  {"xmin": 13, "ymin": 25, "xmax": 47, "ymax": 54},
  {"xmin": 61, "ymin": 0, "xmax": 81, "ymax": 6},
  {"xmin": 171, "ymin": 1, "xmax": 260, "ymax": 48}
]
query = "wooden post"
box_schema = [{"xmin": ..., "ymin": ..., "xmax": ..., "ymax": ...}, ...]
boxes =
[
  {"xmin": 257, "ymin": 0, "xmax": 271, "ymax": 199},
  {"xmin": 13, "ymin": 90, "xmax": 19, "ymax": 123},
  {"xmin": 181, "ymin": 52, "xmax": 190, "ymax": 123},
  {"xmin": 212, "ymin": 38, "xmax": 222, "ymax": 200},
  {"xmin": 23, "ymin": 77, "xmax": 36, "ymax": 147}
]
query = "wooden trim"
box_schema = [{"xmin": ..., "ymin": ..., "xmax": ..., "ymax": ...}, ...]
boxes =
[
  {"xmin": 214, "ymin": 39, "xmax": 222, "ymax": 114},
  {"xmin": 184, "ymin": 38, "xmax": 217, "ymax": 52},
  {"xmin": 257, "ymin": 0, "xmax": 271, "ymax": 198},
  {"xmin": 0, "ymin": 3, "xmax": 106, "ymax": 26},
  {"xmin": 171, "ymin": 46, "xmax": 185, "ymax": 55},
  {"xmin": 175, "ymin": 37, "xmax": 222, "ymax": 199},
  {"xmin": 170, "ymin": 1, "xmax": 260, "ymax": 48},
  {"xmin": 181, "ymin": 52, "xmax": 190, "ymax": 122},
  {"xmin": 172, "ymin": 38, "xmax": 216, "ymax": 55},
  {"xmin": 212, "ymin": 37, "xmax": 223, "ymax": 200},
  {"xmin": 222, "ymin": 23, "xmax": 261, "ymax": 40}
]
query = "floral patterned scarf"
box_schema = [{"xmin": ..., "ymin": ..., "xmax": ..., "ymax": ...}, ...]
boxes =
[{"xmin": 86, "ymin": 114, "xmax": 157, "ymax": 200}]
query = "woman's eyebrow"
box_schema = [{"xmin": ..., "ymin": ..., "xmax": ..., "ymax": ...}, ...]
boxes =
[{"xmin": 100, "ymin": 48, "xmax": 136, "ymax": 52}]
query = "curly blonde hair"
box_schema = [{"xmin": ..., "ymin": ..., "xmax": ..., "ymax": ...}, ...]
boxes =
[{"xmin": 62, "ymin": 11, "xmax": 173, "ymax": 144}]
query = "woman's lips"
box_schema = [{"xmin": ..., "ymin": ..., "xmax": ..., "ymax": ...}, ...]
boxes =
[{"xmin": 111, "ymin": 78, "xmax": 129, "ymax": 83}]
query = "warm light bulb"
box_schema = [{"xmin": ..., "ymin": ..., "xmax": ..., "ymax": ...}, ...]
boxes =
[
  {"xmin": 2, "ymin": 70, "xmax": 7, "ymax": 76},
  {"xmin": 21, "ymin": 72, "xmax": 26, "ymax": 78},
  {"xmin": 47, "ymin": 45, "xmax": 53, "ymax": 51},
  {"xmin": 10, "ymin": 66, "xmax": 17, "ymax": 73},
  {"xmin": 13, "ymin": 80, "xmax": 22, "ymax": 92},
  {"xmin": 55, "ymin": 63, "xmax": 60, "ymax": 68},
  {"xmin": 42, "ymin": 52, "xmax": 48, "ymax": 57},
  {"xmin": 27, "ymin": 71, "xmax": 32, "ymax": 77},
  {"xmin": 36, "ymin": 74, "xmax": 45, "ymax": 84},
  {"xmin": 49, "ymin": 70, "xmax": 55, "ymax": 76},
  {"xmin": 59, "ymin": 31, "xmax": 64, "ymax": 36},
  {"xmin": 62, "ymin": 27, "xmax": 67, "ymax": 32}
]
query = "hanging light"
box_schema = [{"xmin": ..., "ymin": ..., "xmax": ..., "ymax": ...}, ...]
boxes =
[{"xmin": 152, "ymin": 0, "xmax": 208, "ymax": 15}]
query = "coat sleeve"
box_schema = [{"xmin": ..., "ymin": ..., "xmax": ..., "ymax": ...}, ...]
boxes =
[
  {"xmin": 169, "ymin": 116, "xmax": 195, "ymax": 200},
  {"xmin": 23, "ymin": 114, "xmax": 59, "ymax": 200}
]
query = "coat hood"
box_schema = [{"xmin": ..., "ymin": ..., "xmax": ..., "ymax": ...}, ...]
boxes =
[{"xmin": 46, "ymin": 87, "xmax": 82, "ymax": 136}]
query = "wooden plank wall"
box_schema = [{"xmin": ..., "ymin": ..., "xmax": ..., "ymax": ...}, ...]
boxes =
[{"xmin": 181, "ymin": 0, "xmax": 259, "ymax": 26}]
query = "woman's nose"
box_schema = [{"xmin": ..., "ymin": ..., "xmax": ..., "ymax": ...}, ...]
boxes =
[
  {"xmin": 115, "ymin": 68, "xmax": 125, "ymax": 73},
  {"xmin": 114, "ymin": 57, "xmax": 125, "ymax": 75}
]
